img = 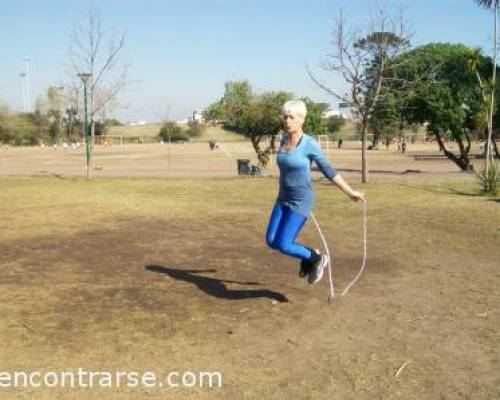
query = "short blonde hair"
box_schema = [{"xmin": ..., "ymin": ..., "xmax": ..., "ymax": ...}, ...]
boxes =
[{"xmin": 282, "ymin": 100, "xmax": 307, "ymax": 120}]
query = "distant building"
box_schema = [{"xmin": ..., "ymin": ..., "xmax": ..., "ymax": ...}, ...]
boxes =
[
  {"xmin": 322, "ymin": 109, "xmax": 350, "ymax": 120},
  {"xmin": 128, "ymin": 120, "xmax": 147, "ymax": 126},
  {"xmin": 178, "ymin": 111, "xmax": 204, "ymax": 125},
  {"xmin": 192, "ymin": 111, "xmax": 203, "ymax": 122}
]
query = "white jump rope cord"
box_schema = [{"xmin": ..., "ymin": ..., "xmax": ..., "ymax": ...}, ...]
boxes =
[{"xmin": 310, "ymin": 201, "xmax": 367, "ymax": 301}]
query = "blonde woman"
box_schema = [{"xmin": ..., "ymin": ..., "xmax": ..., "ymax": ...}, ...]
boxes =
[{"xmin": 266, "ymin": 100, "xmax": 365, "ymax": 284}]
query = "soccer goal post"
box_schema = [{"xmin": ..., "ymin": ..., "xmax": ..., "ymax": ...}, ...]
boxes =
[{"xmin": 317, "ymin": 135, "xmax": 330, "ymax": 153}]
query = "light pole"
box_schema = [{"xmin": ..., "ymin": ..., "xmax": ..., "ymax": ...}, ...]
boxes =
[
  {"xmin": 78, "ymin": 73, "xmax": 92, "ymax": 179},
  {"xmin": 23, "ymin": 57, "xmax": 31, "ymax": 112},
  {"xmin": 19, "ymin": 72, "xmax": 26, "ymax": 112}
]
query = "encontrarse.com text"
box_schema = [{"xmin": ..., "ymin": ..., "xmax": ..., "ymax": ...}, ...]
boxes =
[{"xmin": 0, "ymin": 369, "xmax": 222, "ymax": 389}]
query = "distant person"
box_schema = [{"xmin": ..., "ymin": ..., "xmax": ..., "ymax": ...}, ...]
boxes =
[
  {"xmin": 338, "ymin": 138, "xmax": 343, "ymax": 149},
  {"xmin": 266, "ymin": 100, "xmax": 365, "ymax": 285},
  {"xmin": 401, "ymin": 141, "xmax": 407, "ymax": 154}
]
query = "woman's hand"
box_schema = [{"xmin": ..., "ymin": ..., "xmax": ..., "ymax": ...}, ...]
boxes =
[
  {"xmin": 331, "ymin": 175, "xmax": 366, "ymax": 203},
  {"xmin": 348, "ymin": 191, "xmax": 366, "ymax": 203}
]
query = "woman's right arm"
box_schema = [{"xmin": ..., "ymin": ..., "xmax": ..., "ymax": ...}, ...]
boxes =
[{"xmin": 332, "ymin": 175, "xmax": 365, "ymax": 203}]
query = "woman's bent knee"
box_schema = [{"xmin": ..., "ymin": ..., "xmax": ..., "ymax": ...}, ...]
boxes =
[{"xmin": 275, "ymin": 240, "xmax": 293, "ymax": 255}]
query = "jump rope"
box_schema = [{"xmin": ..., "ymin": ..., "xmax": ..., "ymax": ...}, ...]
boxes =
[{"xmin": 310, "ymin": 200, "xmax": 367, "ymax": 302}]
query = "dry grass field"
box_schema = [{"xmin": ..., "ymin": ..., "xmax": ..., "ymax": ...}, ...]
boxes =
[
  {"xmin": 0, "ymin": 177, "xmax": 498, "ymax": 399},
  {"xmin": 0, "ymin": 128, "xmax": 498, "ymax": 399}
]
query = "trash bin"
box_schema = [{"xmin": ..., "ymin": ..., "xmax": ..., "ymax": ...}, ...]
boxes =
[
  {"xmin": 250, "ymin": 165, "xmax": 261, "ymax": 176},
  {"xmin": 237, "ymin": 159, "xmax": 250, "ymax": 175}
]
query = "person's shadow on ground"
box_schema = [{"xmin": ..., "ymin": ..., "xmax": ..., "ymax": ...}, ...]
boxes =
[{"xmin": 146, "ymin": 265, "xmax": 288, "ymax": 303}]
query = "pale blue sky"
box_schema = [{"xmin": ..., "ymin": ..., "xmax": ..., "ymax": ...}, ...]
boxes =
[{"xmin": 0, "ymin": 0, "xmax": 495, "ymax": 122}]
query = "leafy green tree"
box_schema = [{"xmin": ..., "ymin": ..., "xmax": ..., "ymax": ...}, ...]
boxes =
[
  {"xmin": 202, "ymin": 101, "xmax": 225, "ymax": 124},
  {"xmin": 25, "ymin": 110, "xmax": 52, "ymax": 143},
  {"xmin": 221, "ymin": 80, "xmax": 253, "ymax": 132},
  {"xmin": 396, "ymin": 43, "xmax": 495, "ymax": 171},
  {"xmin": 368, "ymin": 91, "xmax": 401, "ymax": 147},
  {"xmin": 327, "ymin": 115, "xmax": 346, "ymax": 135},
  {"xmin": 218, "ymin": 80, "xmax": 292, "ymax": 166},
  {"xmin": 33, "ymin": 88, "xmax": 64, "ymax": 142},
  {"xmin": 212, "ymin": 80, "xmax": 336, "ymax": 166},
  {"xmin": 0, "ymin": 106, "xmax": 41, "ymax": 145},
  {"xmin": 243, "ymin": 90, "xmax": 293, "ymax": 166},
  {"xmin": 302, "ymin": 98, "xmax": 328, "ymax": 136}
]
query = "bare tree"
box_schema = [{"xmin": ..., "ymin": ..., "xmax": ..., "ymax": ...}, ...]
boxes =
[
  {"xmin": 96, "ymin": 87, "xmax": 123, "ymax": 137},
  {"xmin": 308, "ymin": 6, "xmax": 411, "ymax": 182},
  {"xmin": 67, "ymin": 10, "xmax": 129, "ymax": 150},
  {"xmin": 64, "ymin": 86, "xmax": 80, "ymax": 141}
]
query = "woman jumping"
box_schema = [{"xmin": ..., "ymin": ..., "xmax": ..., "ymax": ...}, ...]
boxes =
[{"xmin": 266, "ymin": 100, "xmax": 365, "ymax": 284}]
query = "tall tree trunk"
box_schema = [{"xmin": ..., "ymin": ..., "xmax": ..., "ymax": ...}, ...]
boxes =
[
  {"xmin": 361, "ymin": 122, "xmax": 369, "ymax": 182},
  {"xmin": 372, "ymin": 127, "xmax": 380, "ymax": 148},
  {"xmin": 434, "ymin": 130, "xmax": 472, "ymax": 171},
  {"xmin": 486, "ymin": 3, "xmax": 498, "ymax": 173},
  {"xmin": 251, "ymin": 135, "xmax": 272, "ymax": 167},
  {"xmin": 270, "ymin": 134, "xmax": 278, "ymax": 153}
]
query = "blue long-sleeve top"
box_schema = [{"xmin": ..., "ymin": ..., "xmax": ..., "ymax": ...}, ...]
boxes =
[{"xmin": 276, "ymin": 133, "xmax": 338, "ymax": 217}]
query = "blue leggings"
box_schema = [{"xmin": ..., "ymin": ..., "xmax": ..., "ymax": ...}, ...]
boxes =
[{"xmin": 265, "ymin": 203, "xmax": 312, "ymax": 261}]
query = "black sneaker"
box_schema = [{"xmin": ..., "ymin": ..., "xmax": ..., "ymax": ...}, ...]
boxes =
[
  {"xmin": 299, "ymin": 259, "xmax": 312, "ymax": 278},
  {"xmin": 308, "ymin": 253, "xmax": 329, "ymax": 285}
]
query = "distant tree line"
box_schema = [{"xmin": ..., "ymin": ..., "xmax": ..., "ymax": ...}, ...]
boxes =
[{"xmin": 0, "ymin": 86, "xmax": 123, "ymax": 146}]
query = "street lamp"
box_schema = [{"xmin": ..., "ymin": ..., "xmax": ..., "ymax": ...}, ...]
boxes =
[
  {"xmin": 23, "ymin": 57, "xmax": 31, "ymax": 112},
  {"xmin": 19, "ymin": 72, "xmax": 27, "ymax": 112},
  {"xmin": 78, "ymin": 73, "xmax": 92, "ymax": 179}
]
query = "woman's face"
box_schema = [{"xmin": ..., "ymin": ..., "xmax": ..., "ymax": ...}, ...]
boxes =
[{"xmin": 282, "ymin": 111, "xmax": 304, "ymax": 134}]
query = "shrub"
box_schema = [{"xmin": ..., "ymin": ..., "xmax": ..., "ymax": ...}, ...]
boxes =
[
  {"xmin": 478, "ymin": 162, "xmax": 499, "ymax": 196},
  {"xmin": 159, "ymin": 122, "xmax": 189, "ymax": 142},
  {"xmin": 186, "ymin": 120, "xmax": 205, "ymax": 138}
]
